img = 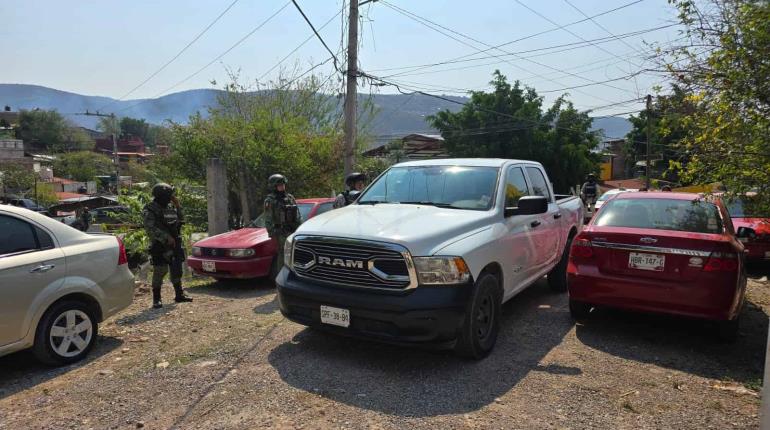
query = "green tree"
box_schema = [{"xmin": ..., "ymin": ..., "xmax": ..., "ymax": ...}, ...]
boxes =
[
  {"xmin": 165, "ymin": 72, "xmax": 343, "ymax": 224},
  {"xmin": 662, "ymin": 0, "xmax": 770, "ymax": 207},
  {"xmin": 15, "ymin": 109, "xmax": 91, "ymax": 152},
  {"xmin": 0, "ymin": 163, "xmax": 35, "ymax": 194},
  {"xmin": 429, "ymin": 71, "xmax": 599, "ymax": 192},
  {"xmin": 625, "ymin": 85, "xmax": 696, "ymax": 183},
  {"xmin": 120, "ymin": 117, "xmax": 149, "ymax": 140},
  {"xmin": 96, "ymin": 116, "xmax": 120, "ymax": 136},
  {"xmin": 53, "ymin": 151, "xmax": 114, "ymax": 182}
]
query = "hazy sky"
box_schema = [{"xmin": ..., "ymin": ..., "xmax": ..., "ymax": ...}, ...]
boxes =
[{"xmin": 3, "ymin": 0, "xmax": 682, "ymax": 115}]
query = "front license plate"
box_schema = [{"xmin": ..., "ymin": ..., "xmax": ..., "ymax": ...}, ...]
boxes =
[
  {"xmin": 629, "ymin": 252, "xmax": 665, "ymax": 271},
  {"xmin": 320, "ymin": 305, "xmax": 350, "ymax": 328},
  {"xmin": 202, "ymin": 261, "xmax": 216, "ymax": 272}
]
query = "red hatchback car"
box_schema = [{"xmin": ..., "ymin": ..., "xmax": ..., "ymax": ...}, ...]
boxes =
[
  {"xmin": 567, "ymin": 192, "xmax": 747, "ymax": 340},
  {"xmin": 188, "ymin": 198, "xmax": 335, "ymax": 281}
]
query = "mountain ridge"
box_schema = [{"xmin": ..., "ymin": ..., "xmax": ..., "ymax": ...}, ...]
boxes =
[{"xmin": 0, "ymin": 83, "xmax": 632, "ymax": 140}]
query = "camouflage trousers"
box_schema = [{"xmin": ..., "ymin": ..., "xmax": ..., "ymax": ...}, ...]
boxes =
[
  {"xmin": 151, "ymin": 249, "xmax": 185, "ymax": 298},
  {"xmin": 273, "ymin": 234, "xmax": 288, "ymax": 281}
]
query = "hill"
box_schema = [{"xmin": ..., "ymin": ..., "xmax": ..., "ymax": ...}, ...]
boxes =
[{"xmin": 0, "ymin": 84, "xmax": 630, "ymax": 140}]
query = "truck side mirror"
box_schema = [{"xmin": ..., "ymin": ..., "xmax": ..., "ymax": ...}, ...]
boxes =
[
  {"xmin": 505, "ymin": 196, "xmax": 549, "ymax": 217},
  {"xmin": 736, "ymin": 226, "xmax": 757, "ymax": 240}
]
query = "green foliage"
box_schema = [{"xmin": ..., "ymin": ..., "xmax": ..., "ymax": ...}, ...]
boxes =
[
  {"xmin": 165, "ymin": 73, "xmax": 344, "ymax": 219},
  {"xmin": 35, "ymin": 182, "xmax": 58, "ymax": 207},
  {"xmin": 15, "ymin": 109, "xmax": 93, "ymax": 152},
  {"xmin": 122, "ymin": 160, "xmax": 153, "ymax": 183},
  {"xmin": 0, "ymin": 163, "xmax": 35, "ymax": 194},
  {"xmin": 429, "ymin": 71, "xmax": 599, "ymax": 192},
  {"xmin": 665, "ymin": 0, "xmax": 770, "ymax": 210},
  {"xmin": 120, "ymin": 117, "xmax": 149, "ymax": 140},
  {"xmin": 626, "ymin": 85, "xmax": 696, "ymax": 182},
  {"xmin": 96, "ymin": 116, "xmax": 120, "ymax": 136},
  {"xmin": 53, "ymin": 151, "xmax": 114, "ymax": 182}
]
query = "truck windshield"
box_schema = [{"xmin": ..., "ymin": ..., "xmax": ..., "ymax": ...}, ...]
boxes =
[{"xmin": 358, "ymin": 166, "xmax": 499, "ymax": 210}]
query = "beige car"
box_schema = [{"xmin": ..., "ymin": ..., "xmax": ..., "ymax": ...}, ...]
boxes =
[{"xmin": 0, "ymin": 205, "xmax": 135, "ymax": 365}]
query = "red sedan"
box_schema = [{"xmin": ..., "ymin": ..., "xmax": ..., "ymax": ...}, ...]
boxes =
[
  {"xmin": 188, "ymin": 198, "xmax": 335, "ymax": 281},
  {"xmin": 567, "ymin": 192, "xmax": 746, "ymax": 340},
  {"xmin": 725, "ymin": 195, "xmax": 770, "ymax": 263}
]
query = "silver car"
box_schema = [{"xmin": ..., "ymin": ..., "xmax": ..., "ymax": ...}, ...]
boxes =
[{"xmin": 0, "ymin": 205, "xmax": 135, "ymax": 365}]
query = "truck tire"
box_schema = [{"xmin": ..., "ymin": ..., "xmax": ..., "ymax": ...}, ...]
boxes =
[
  {"xmin": 547, "ymin": 234, "xmax": 574, "ymax": 293},
  {"xmin": 455, "ymin": 273, "xmax": 502, "ymax": 360},
  {"xmin": 33, "ymin": 300, "xmax": 99, "ymax": 366}
]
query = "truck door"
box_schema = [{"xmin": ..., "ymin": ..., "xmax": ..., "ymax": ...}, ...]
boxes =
[
  {"xmin": 501, "ymin": 166, "xmax": 538, "ymax": 292},
  {"xmin": 524, "ymin": 166, "xmax": 560, "ymax": 270}
]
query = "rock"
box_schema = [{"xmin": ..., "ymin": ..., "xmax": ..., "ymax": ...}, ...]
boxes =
[
  {"xmin": 156, "ymin": 361, "xmax": 170, "ymax": 369},
  {"xmin": 191, "ymin": 328, "xmax": 198, "ymax": 333},
  {"xmin": 711, "ymin": 382, "xmax": 759, "ymax": 397},
  {"xmin": 122, "ymin": 348, "xmax": 130, "ymax": 354},
  {"xmin": 136, "ymin": 422, "xmax": 145, "ymax": 429},
  {"xmin": 196, "ymin": 360, "xmax": 218, "ymax": 368},
  {"xmin": 98, "ymin": 370, "xmax": 114, "ymax": 376}
]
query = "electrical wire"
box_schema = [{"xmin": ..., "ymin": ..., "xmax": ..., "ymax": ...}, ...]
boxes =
[
  {"xmin": 115, "ymin": 1, "xmax": 292, "ymax": 115},
  {"xmin": 290, "ymin": 0, "xmax": 341, "ymax": 71},
  {"xmin": 97, "ymin": 0, "xmax": 242, "ymax": 112}
]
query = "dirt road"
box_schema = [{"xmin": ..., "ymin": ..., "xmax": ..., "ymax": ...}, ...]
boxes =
[{"xmin": 0, "ymin": 275, "xmax": 767, "ymax": 429}]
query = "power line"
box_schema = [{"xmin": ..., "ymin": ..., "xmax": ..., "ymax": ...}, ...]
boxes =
[
  {"xmin": 115, "ymin": 1, "xmax": 291, "ymax": 115},
  {"xmin": 370, "ymin": 0, "xmax": 647, "ymax": 76},
  {"xmin": 377, "ymin": 24, "xmax": 677, "ymax": 78},
  {"xmin": 290, "ymin": 0, "xmax": 340, "ymax": 71},
  {"xmin": 97, "ymin": 0, "xmax": 242, "ymax": 112},
  {"xmin": 562, "ymin": 0, "xmax": 648, "ymax": 57},
  {"xmin": 514, "ymin": 0, "xmax": 643, "ymax": 70},
  {"xmin": 258, "ymin": 8, "xmax": 343, "ymax": 81},
  {"xmin": 380, "ymin": 1, "xmax": 640, "ymax": 101}
]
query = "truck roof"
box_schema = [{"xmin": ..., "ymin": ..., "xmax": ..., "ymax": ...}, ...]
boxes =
[{"xmin": 394, "ymin": 158, "xmax": 536, "ymax": 168}]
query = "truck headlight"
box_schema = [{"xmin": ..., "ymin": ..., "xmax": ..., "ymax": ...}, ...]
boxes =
[
  {"xmin": 226, "ymin": 248, "xmax": 255, "ymax": 258},
  {"xmin": 284, "ymin": 235, "xmax": 294, "ymax": 269},
  {"xmin": 413, "ymin": 256, "xmax": 471, "ymax": 285}
]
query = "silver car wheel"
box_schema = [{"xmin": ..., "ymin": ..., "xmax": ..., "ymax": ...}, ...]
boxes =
[{"xmin": 49, "ymin": 310, "xmax": 93, "ymax": 358}]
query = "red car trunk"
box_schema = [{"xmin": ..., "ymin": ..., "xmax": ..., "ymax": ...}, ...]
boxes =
[{"xmin": 568, "ymin": 192, "xmax": 746, "ymax": 322}]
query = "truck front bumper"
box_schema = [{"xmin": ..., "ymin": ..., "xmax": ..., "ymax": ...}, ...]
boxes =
[{"xmin": 276, "ymin": 268, "xmax": 473, "ymax": 346}]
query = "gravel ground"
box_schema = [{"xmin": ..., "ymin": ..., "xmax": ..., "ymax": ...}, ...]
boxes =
[{"xmin": 0, "ymin": 271, "xmax": 767, "ymax": 430}]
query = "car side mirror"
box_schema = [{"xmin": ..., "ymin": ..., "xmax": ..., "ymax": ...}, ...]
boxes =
[
  {"xmin": 505, "ymin": 196, "xmax": 549, "ymax": 217},
  {"xmin": 736, "ymin": 226, "xmax": 757, "ymax": 239}
]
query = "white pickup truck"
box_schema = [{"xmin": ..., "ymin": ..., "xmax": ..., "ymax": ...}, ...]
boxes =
[{"xmin": 277, "ymin": 158, "xmax": 583, "ymax": 358}]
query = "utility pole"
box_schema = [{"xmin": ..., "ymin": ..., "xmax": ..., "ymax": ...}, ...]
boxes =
[
  {"xmin": 76, "ymin": 111, "xmax": 120, "ymax": 195},
  {"xmin": 343, "ymin": 0, "xmax": 359, "ymax": 178},
  {"xmin": 645, "ymin": 94, "xmax": 652, "ymax": 191}
]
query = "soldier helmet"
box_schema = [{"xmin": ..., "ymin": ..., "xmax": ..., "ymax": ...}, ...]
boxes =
[
  {"xmin": 152, "ymin": 183, "xmax": 175, "ymax": 200},
  {"xmin": 345, "ymin": 172, "xmax": 367, "ymax": 188},
  {"xmin": 587, "ymin": 173, "xmax": 596, "ymax": 179},
  {"xmin": 268, "ymin": 174, "xmax": 287, "ymax": 188}
]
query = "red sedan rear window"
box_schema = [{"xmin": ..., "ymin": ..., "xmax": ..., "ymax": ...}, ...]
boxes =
[{"xmin": 594, "ymin": 198, "xmax": 723, "ymax": 234}]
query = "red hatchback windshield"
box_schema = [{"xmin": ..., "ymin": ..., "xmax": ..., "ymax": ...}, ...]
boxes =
[{"xmin": 594, "ymin": 198, "xmax": 723, "ymax": 234}]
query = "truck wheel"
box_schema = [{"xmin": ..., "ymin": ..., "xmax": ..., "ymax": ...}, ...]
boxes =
[
  {"xmin": 33, "ymin": 300, "xmax": 99, "ymax": 366},
  {"xmin": 548, "ymin": 234, "xmax": 574, "ymax": 293},
  {"xmin": 569, "ymin": 299, "xmax": 592, "ymax": 320},
  {"xmin": 455, "ymin": 273, "xmax": 502, "ymax": 360}
]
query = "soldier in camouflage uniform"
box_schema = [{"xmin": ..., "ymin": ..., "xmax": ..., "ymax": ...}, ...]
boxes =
[
  {"xmin": 333, "ymin": 172, "xmax": 367, "ymax": 209},
  {"xmin": 143, "ymin": 183, "xmax": 193, "ymax": 309},
  {"xmin": 263, "ymin": 174, "xmax": 302, "ymax": 281}
]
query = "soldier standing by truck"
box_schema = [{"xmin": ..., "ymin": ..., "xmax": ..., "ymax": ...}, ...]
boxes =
[
  {"xmin": 263, "ymin": 174, "xmax": 302, "ymax": 281},
  {"xmin": 333, "ymin": 172, "xmax": 367, "ymax": 209},
  {"xmin": 143, "ymin": 183, "xmax": 193, "ymax": 309},
  {"xmin": 581, "ymin": 173, "xmax": 599, "ymax": 213}
]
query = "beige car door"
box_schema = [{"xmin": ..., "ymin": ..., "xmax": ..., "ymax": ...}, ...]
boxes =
[{"xmin": 0, "ymin": 214, "xmax": 66, "ymax": 347}]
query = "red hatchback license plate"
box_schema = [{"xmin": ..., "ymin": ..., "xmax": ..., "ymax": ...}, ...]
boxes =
[{"xmin": 629, "ymin": 252, "xmax": 665, "ymax": 271}]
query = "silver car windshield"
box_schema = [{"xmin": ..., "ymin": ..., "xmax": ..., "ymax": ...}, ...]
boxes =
[{"xmin": 358, "ymin": 166, "xmax": 499, "ymax": 211}]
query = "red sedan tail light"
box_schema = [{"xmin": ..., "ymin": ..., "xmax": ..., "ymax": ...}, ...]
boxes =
[
  {"xmin": 117, "ymin": 236, "xmax": 128, "ymax": 266},
  {"xmin": 570, "ymin": 236, "xmax": 594, "ymax": 259},
  {"xmin": 703, "ymin": 252, "xmax": 739, "ymax": 272}
]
